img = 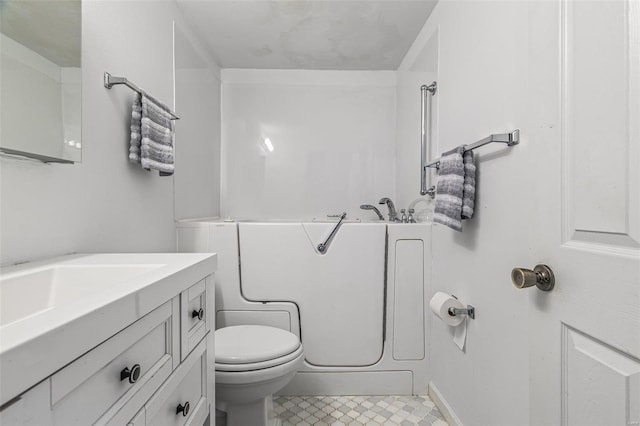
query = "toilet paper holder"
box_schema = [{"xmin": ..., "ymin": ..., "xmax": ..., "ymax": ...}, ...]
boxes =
[{"xmin": 448, "ymin": 296, "xmax": 475, "ymax": 319}]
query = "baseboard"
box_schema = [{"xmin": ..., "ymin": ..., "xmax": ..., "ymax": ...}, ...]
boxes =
[
  {"xmin": 428, "ymin": 381, "xmax": 463, "ymax": 426},
  {"xmin": 278, "ymin": 371, "xmax": 414, "ymax": 396}
]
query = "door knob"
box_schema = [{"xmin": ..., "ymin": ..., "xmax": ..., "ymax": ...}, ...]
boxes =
[{"xmin": 511, "ymin": 264, "xmax": 555, "ymax": 291}]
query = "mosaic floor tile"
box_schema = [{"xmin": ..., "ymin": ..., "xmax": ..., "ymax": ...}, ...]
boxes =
[{"xmin": 273, "ymin": 395, "xmax": 448, "ymax": 426}]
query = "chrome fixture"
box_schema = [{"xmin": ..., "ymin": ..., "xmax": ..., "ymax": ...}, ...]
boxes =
[
  {"xmin": 317, "ymin": 212, "xmax": 347, "ymax": 254},
  {"xmin": 424, "ymin": 186, "xmax": 436, "ymax": 199},
  {"xmin": 511, "ymin": 264, "xmax": 555, "ymax": 292},
  {"xmin": 448, "ymin": 305, "xmax": 475, "ymax": 320},
  {"xmin": 426, "ymin": 130, "xmax": 520, "ymax": 169},
  {"xmin": 400, "ymin": 209, "xmax": 407, "ymax": 223},
  {"xmin": 360, "ymin": 204, "xmax": 384, "ymax": 221},
  {"xmin": 421, "ymin": 82, "xmax": 437, "ymax": 196},
  {"xmin": 104, "ymin": 72, "xmax": 180, "ymax": 120},
  {"xmin": 408, "ymin": 209, "xmax": 416, "ymax": 223},
  {"xmin": 378, "ymin": 198, "xmax": 399, "ymax": 222}
]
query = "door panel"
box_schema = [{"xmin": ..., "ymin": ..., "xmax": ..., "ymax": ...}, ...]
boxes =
[
  {"xmin": 563, "ymin": 326, "xmax": 640, "ymax": 426},
  {"xmin": 529, "ymin": 1, "xmax": 640, "ymax": 425},
  {"xmin": 563, "ymin": 0, "xmax": 640, "ymax": 250}
]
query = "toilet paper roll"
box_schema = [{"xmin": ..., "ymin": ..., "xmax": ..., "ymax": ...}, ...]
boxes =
[{"xmin": 429, "ymin": 291, "xmax": 466, "ymax": 327}]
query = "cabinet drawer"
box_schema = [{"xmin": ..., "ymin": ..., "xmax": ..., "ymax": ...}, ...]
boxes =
[
  {"xmin": 0, "ymin": 379, "xmax": 52, "ymax": 425},
  {"xmin": 126, "ymin": 408, "xmax": 146, "ymax": 426},
  {"xmin": 180, "ymin": 279, "xmax": 208, "ymax": 361},
  {"xmin": 146, "ymin": 338, "xmax": 208, "ymax": 426},
  {"xmin": 51, "ymin": 301, "xmax": 175, "ymax": 425}
]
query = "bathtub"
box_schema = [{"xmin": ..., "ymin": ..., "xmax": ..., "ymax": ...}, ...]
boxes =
[{"xmin": 176, "ymin": 218, "xmax": 431, "ymax": 395}]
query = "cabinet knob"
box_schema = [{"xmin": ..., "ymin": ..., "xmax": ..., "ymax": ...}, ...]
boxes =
[
  {"xmin": 120, "ymin": 364, "xmax": 141, "ymax": 384},
  {"xmin": 192, "ymin": 308, "xmax": 204, "ymax": 321},
  {"xmin": 176, "ymin": 401, "xmax": 190, "ymax": 417},
  {"xmin": 511, "ymin": 264, "xmax": 555, "ymax": 291}
]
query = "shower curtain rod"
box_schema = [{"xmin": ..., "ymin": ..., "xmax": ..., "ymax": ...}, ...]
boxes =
[
  {"xmin": 425, "ymin": 129, "xmax": 520, "ymax": 169},
  {"xmin": 103, "ymin": 72, "xmax": 180, "ymax": 120}
]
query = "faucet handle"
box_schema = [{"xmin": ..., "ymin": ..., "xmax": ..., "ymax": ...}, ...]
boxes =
[{"xmin": 408, "ymin": 209, "xmax": 416, "ymax": 223}]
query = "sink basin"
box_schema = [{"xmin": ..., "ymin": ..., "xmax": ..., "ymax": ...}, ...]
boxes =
[{"xmin": 0, "ymin": 264, "xmax": 163, "ymax": 327}]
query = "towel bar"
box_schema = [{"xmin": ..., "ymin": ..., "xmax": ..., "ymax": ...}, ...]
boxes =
[
  {"xmin": 426, "ymin": 129, "xmax": 519, "ymax": 169},
  {"xmin": 103, "ymin": 72, "xmax": 180, "ymax": 120}
]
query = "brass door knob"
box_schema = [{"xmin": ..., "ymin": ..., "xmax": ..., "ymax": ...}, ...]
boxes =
[{"xmin": 511, "ymin": 264, "xmax": 555, "ymax": 291}]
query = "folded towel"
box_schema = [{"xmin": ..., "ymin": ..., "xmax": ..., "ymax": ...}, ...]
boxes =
[
  {"xmin": 129, "ymin": 92, "xmax": 174, "ymax": 176},
  {"xmin": 433, "ymin": 145, "xmax": 476, "ymax": 231},
  {"xmin": 462, "ymin": 150, "xmax": 476, "ymax": 219}
]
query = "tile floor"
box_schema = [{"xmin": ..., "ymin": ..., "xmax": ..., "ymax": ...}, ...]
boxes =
[{"xmin": 273, "ymin": 395, "xmax": 448, "ymax": 426}]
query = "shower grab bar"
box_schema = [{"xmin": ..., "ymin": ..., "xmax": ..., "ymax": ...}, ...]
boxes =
[
  {"xmin": 317, "ymin": 212, "xmax": 347, "ymax": 254},
  {"xmin": 103, "ymin": 72, "xmax": 180, "ymax": 120},
  {"xmin": 425, "ymin": 129, "xmax": 520, "ymax": 169},
  {"xmin": 420, "ymin": 82, "xmax": 437, "ymax": 196}
]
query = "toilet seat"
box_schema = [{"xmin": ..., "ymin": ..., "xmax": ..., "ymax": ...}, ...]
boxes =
[
  {"xmin": 216, "ymin": 345, "xmax": 303, "ymax": 372},
  {"xmin": 215, "ymin": 325, "xmax": 302, "ymax": 372}
]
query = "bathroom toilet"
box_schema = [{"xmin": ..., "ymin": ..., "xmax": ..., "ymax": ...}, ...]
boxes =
[{"xmin": 215, "ymin": 325, "xmax": 304, "ymax": 426}]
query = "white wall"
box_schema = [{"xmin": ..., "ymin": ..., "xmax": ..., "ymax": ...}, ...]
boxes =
[
  {"xmin": 173, "ymin": 23, "xmax": 221, "ymax": 220},
  {"xmin": 0, "ymin": 1, "xmax": 220, "ymax": 265},
  {"xmin": 220, "ymin": 69, "xmax": 396, "ymax": 221},
  {"xmin": 396, "ymin": 2, "xmax": 532, "ymax": 425}
]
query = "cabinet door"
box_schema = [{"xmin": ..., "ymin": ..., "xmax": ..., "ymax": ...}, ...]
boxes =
[
  {"xmin": 180, "ymin": 279, "xmax": 209, "ymax": 361},
  {"xmin": 146, "ymin": 338, "xmax": 208, "ymax": 426}
]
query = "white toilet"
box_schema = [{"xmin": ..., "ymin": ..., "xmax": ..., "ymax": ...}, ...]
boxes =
[{"xmin": 215, "ymin": 325, "xmax": 304, "ymax": 426}]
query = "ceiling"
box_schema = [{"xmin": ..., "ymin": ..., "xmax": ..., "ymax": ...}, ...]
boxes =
[
  {"xmin": 177, "ymin": 0, "xmax": 438, "ymax": 70},
  {"xmin": 0, "ymin": 0, "xmax": 81, "ymax": 67}
]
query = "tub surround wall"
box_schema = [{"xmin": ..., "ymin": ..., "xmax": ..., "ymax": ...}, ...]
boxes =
[
  {"xmin": 396, "ymin": 2, "xmax": 533, "ymax": 425},
  {"xmin": 174, "ymin": 24, "xmax": 221, "ymax": 221},
  {"xmin": 220, "ymin": 69, "xmax": 397, "ymax": 221},
  {"xmin": 394, "ymin": 29, "xmax": 438, "ymax": 216},
  {"xmin": 0, "ymin": 1, "xmax": 220, "ymax": 265}
]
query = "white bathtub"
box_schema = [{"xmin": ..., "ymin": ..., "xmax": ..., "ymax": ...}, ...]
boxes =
[{"xmin": 176, "ymin": 218, "xmax": 432, "ymax": 395}]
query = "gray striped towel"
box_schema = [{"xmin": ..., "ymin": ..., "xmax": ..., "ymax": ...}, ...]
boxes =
[
  {"xmin": 433, "ymin": 146, "xmax": 476, "ymax": 231},
  {"xmin": 129, "ymin": 92, "xmax": 174, "ymax": 176}
]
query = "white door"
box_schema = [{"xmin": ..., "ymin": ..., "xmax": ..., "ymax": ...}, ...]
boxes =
[{"xmin": 528, "ymin": 1, "xmax": 640, "ymax": 425}]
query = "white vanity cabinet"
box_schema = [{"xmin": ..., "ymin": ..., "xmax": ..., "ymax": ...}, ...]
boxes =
[{"xmin": 0, "ymin": 254, "xmax": 216, "ymax": 426}]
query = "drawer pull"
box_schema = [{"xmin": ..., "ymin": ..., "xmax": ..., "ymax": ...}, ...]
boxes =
[
  {"xmin": 120, "ymin": 364, "xmax": 141, "ymax": 384},
  {"xmin": 192, "ymin": 308, "xmax": 204, "ymax": 321},
  {"xmin": 176, "ymin": 401, "xmax": 190, "ymax": 417}
]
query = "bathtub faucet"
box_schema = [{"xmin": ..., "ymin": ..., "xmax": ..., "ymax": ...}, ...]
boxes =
[
  {"xmin": 360, "ymin": 204, "xmax": 384, "ymax": 221},
  {"xmin": 378, "ymin": 197, "xmax": 400, "ymax": 222}
]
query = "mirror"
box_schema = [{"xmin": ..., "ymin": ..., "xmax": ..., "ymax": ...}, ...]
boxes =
[{"xmin": 0, "ymin": 0, "xmax": 81, "ymax": 163}]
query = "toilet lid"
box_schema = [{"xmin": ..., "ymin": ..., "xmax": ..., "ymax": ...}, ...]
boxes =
[{"xmin": 215, "ymin": 325, "xmax": 301, "ymax": 364}]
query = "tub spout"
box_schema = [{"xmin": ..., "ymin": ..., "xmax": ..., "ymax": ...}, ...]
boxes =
[{"xmin": 378, "ymin": 197, "xmax": 399, "ymax": 222}]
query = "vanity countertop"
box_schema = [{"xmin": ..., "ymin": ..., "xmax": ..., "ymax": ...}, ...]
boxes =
[{"xmin": 0, "ymin": 253, "xmax": 217, "ymax": 406}]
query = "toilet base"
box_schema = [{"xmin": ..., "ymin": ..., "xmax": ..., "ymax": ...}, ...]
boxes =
[{"xmin": 223, "ymin": 396, "xmax": 283, "ymax": 426}]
